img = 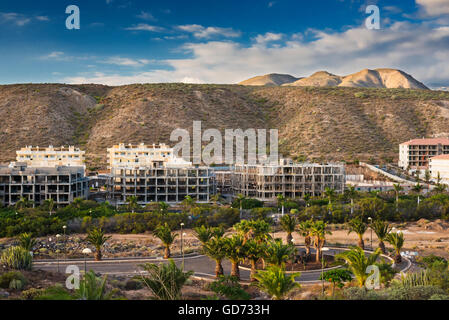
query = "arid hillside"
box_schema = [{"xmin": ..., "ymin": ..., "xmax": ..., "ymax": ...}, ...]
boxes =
[{"xmin": 0, "ymin": 83, "xmax": 449, "ymax": 170}]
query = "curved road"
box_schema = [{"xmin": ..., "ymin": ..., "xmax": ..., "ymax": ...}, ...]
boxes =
[{"xmin": 33, "ymin": 247, "xmax": 409, "ymax": 283}]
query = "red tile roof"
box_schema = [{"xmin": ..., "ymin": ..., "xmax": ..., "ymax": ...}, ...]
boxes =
[
  {"xmin": 430, "ymin": 154, "xmax": 449, "ymax": 161},
  {"xmin": 401, "ymin": 138, "xmax": 449, "ymax": 146}
]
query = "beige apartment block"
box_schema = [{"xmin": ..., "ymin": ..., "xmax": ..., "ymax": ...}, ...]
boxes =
[
  {"xmin": 429, "ymin": 154, "xmax": 449, "ymax": 185},
  {"xmin": 399, "ymin": 138, "xmax": 449, "ymax": 170},
  {"xmin": 232, "ymin": 159, "xmax": 345, "ymax": 202},
  {"xmin": 107, "ymin": 143, "xmax": 191, "ymax": 169},
  {"xmin": 0, "ymin": 162, "xmax": 89, "ymax": 207},
  {"xmin": 16, "ymin": 145, "xmax": 85, "ymax": 168},
  {"xmin": 107, "ymin": 143, "xmax": 214, "ymax": 205}
]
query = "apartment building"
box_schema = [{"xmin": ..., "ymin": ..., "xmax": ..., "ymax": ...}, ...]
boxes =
[
  {"xmin": 0, "ymin": 162, "xmax": 89, "ymax": 207},
  {"xmin": 16, "ymin": 145, "xmax": 85, "ymax": 168},
  {"xmin": 107, "ymin": 143, "xmax": 214, "ymax": 205},
  {"xmin": 399, "ymin": 138, "xmax": 449, "ymax": 170},
  {"xmin": 429, "ymin": 154, "xmax": 449, "ymax": 185},
  {"xmin": 232, "ymin": 159, "xmax": 345, "ymax": 201}
]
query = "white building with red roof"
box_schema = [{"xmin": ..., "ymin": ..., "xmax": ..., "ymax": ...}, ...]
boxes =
[
  {"xmin": 429, "ymin": 154, "xmax": 449, "ymax": 185},
  {"xmin": 399, "ymin": 138, "xmax": 449, "ymax": 170}
]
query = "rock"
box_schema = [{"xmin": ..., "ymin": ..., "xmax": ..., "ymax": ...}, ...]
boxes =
[{"xmin": 0, "ymin": 291, "xmax": 9, "ymax": 298}]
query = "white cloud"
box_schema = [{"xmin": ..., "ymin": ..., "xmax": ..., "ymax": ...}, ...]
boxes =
[
  {"xmin": 125, "ymin": 24, "xmax": 165, "ymax": 32},
  {"xmin": 36, "ymin": 16, "xmax": 50, "ymax": 21},
  {"xmin": 137, "ymin": 11, "xmax": 156, "ymax": 21},
  {"xmin": 254, "ymin": 32, "xmax": 284, "ymax": 44},
  {"xmin": 63, "ymin": 21, "xmax": 449, "ymax": 87},
  {"xmin": 177, "ymin": 24, "xmax": 241, "ymax": 39},
  {"xmin": 416, "ymin": 0, "xmax": 449, "ymax": 16},
  {"xmin": 101, "ymin": 57, "xmax": 153, "ymax": 67},
  {"xmin": 0, "ymin": 12, "xmax": 31, "ymax": 26}
]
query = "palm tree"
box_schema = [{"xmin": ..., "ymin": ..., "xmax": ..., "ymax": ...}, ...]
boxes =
[
  {"xmin": 244, "ymin": 239, "xmax": 265, "ymax": 282},
  {"xmin": 182, "ymin": 195, "xmax": 195, "ymax": 213},
  {"xmin": 424, "ymin": 169, "xmax": 432, "ymax": 191},
  {"xmin": 298, "ymin": 220, "xmax": 313, "ymax": 257},
  {"xmin": 210, "ymin": 193, "xmax": 220, "ymax": 206},
  {"xmin": 370, "ymin": 220, "xmax": 391, "ymax": 254},
  {"xmin": 17, "ymin": 233, "xmax": 37, "ymax": 251},
  {"xmin": 236, "ymin": 194, "xmax": 246, "ymax": 220},
  {"xmin": 85, "ymin": 228, "xmax": 112, "ymax": 261},
  {"xmin": 76, "ymin": 270, "xmax": 113, "ymax": 300},
  {"xmin": 336, "ymin": 247, "xmax": 381, "ymax": 287},
  {"xmin": 324, "ymin": 188, "xmax": 335, "ymax": 214},
  {"xmin": 15, "ymin": 197, "xmax": 34, "ymax": 211},
  {"xmin": 202, "ymin": 237, "xmax": 227, "ymax": 278},
  {"xmin": 264, "ymin": 239, "xmax": 296, "ymax": 267},
  {"xmin": 158, "ymin": 202, "xmax": 169, "ymax": 215},
  {"xmin": 310, "ymin": 221, "xmax": 331, "ymax": 263},
  {"xmin": 277, "ymin": 194, "xmax": 286, "ymax": 216},
  {"xmin": 435, "ymin": 183, "xmax": 447, "ymax": 194},
  {"xmin": 346, "ymin": 185, "xmax": 358, "ymax": 215},
  {"xmin": 44, "ymin": 198, "xmax": 55, "ymax": 216},
  {"xmin": 280, "ymin": 214, "xmax": 297, "ymax": 245},
  {"xmin": 140, "ymin": 259, "xmax": 193, "ymax": 300},
  {"xmin": 126, "ymin": 196, "xmax": 139, "ymax": 213},
  {"xmin": 154, "ymin": 223, "xmax": 178, "ymax": 259},
  {"xmin": 72, "ymin": 197, "xmax": 84, "ymax": 210},
  {"xmin": 254, "ymin": 265, "xmax": 301, "ymax": 300},
  {"xmin": 234, "ymin": 220, "xmax": 271, "ymax": 244},
  {"xmin": 413, "ymin": 183, "xmax": 424, "ymax": 205},
  {"xmin": 194, "ymin": 225, "xmax": 214, "ymax": 245},
  {"xmin": 386, "ymin": 232, "xmax": 405, "ymax": 263},
  {"xmin": 393, "ymin": 183, "xmax": 403, "ymax": 211},
  {"xmin": 223, "ymin": 235, "xmax": 245, "ymax": 280},
  {"xmin": 348, "ymin": 218, "xmax": 367, "ymax": 250}
]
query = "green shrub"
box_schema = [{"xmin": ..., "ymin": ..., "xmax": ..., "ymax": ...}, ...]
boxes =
[
  {"xmin": 1, "ymin": 247, "xmax": 33, "ymax": 270},
  {"xmin": 386, "ymin": 285, "xmax": 445, "ymax": 300},
  {"xmin": 34, "ymin": 285, "xmax": 74, "ymax": 300},
  {"xmin": 429, "ymin": 294, "xmax": 449, "ymax": 300},
  {"xmin": 207, "ymin": 276, "xmax": 250, "ymax": 300},
  {"xmin": 9, "ymin": 279, "xmax": 25, "ymax": 290},
  {"xmin": 21, "ymin": 288, "xmax": 45, "ymax": 300},
  {"xmin": 0, "ymin": 271, "xmax": 27, "ymax": 289}
]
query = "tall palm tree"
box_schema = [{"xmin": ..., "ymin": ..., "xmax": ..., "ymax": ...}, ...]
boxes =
[
  {"xmin": 86, "ymin": 228, "xmax": 112, "ymax": 261},
  {"xmin": 126, "ymin": 196, "xmax": 139, "ymax": 213},
  {"xmin": 15, "ymin": 197, "xmax": 34, "ymax": 211},
  {"xmin": 386, "ymin": 232, "xmax": 405, "ymax": 263},
  {"xmin": 158, "ymin": 202, "xmax": 169, "ymax": 215},
  {"xmin": 182, "ymin": 195, "xmax": 195, "ymax": 213},
  {"xmin": 236, "ymin": 194, "xmax": 246, "ymax": 220},
  {"xmin": 310, "ymin": 221, "xmax": 331, "ymax": 263},
  {"xmin": 202, "ymin": 237, "xmax": 227, "ymax": 278},
  {"xmin": 44, "ymin": 198, "xmax": 55, "ymax": 216},
  {"xmin": 254, "ymin": 265, "xmax": 301, "ymax": 300},
  {"xmin": 370, "ymin": 220, "xmax": 391, "ymax": 254},
  {"xmin": 277, "ymin": 194, "xmax": 286, "ymax": 216},
  {"xmin": 280, "ymin": 214, "xmax": 297, "ymax": 245},
  {"xmin": 413, "ymin": 183, "xmax": 424, "ymax": 205},
  {"xmin": 393, "ymin": 183, "xmax": 403, "ymax": 211},
  {"xmin": 194, "ymin": 225, "xmax": 214, "ymax": 245},
  {"xmin": 348, "ymin": 218, "xmax": 367, "ymax": 250},
  {"xmin": 324, "ymin": 188, "xmax": 335, "ymax": 214},
  {"xmin": 346, "ymin": 185, "xmax": 358, "ymax": 215},
  {"xmin": 154, "ymin": 223, "xmax": 178, "ymax": 259},
  {"xmin": 264, "ymin": 239, "xmax": 296, "ymax": 267},
  {"xmin": 298, "ymin": 220, "xmax": 313, "ymax": 257},
  {"xmin": 223, "ymin": 235, "xmax": 245, "ymax": 280},
  {"xmin": 336, "ymin": 247, "xmax": 381, "ymax": 287},
  {"xmin": 234, "ymin": 220, "xmax": 271, "ymax": 244},
  {"xmin": 244, "ymin": 239, "xmax": 265, "ymax": 282},
  {"xmin": 424, "ymin": 169, "xmax": 432, "ymax": 191},
  {"xmin": 210, "ymin": 193, "xmax": 220, "ymax": 206}
]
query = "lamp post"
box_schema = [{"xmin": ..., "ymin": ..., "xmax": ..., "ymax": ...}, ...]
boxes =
[
  {"xmin": 180, "ymin": 223, "xmax": 185, "ymax": 270},
  {"xmin": 368, "ymin": 217, "xmax": 373, "ymax": 250},
  {"xmin": 321, "ymin": 247, "xmax": 330, "ymax": 296},
  {"xmin": 56, "ymin": 234, "xmax": 61, "ymax": 272},
  {"xmin": 82, "ymin": 248, "xmax": 92, "ymax": 275}
]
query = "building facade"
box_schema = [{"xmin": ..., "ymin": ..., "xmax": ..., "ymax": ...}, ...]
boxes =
[
  {"xmin": 16, "ymin": 145, "xmax": 85, "ymax": 168},
  {"xmin": 107, "ymin": 143, "xmax": 214, "ymax": 205},
  {"xmin": 399, "ymin": 138, "xmax": 449, "ymax": 170},
  {"xmin": 232, "ymin": 159, "xmax": 345, "ymax": 201},
  {"xmin": 429, "ymin": 154, "xmax": 449, "ymax": 185},
  {"xmin": 0, "ymin": 162, "xmax": 89, "ymax": 207}
]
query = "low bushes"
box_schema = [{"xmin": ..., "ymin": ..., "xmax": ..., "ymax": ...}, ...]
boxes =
[{"xmin": 1, "ymin": 246, "xmax": 33, "ymax": 271}]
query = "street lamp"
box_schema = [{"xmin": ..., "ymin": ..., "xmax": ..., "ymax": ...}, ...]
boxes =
[
  {"xmin": 321, "ymin": 247, "xmax": 330, "ymax": 296},
  {"xmin": 56, "ymin": 234, "xmax": 61, "ymax": 272},
  {"xmin": 82, "ymin": 248, "xmax": 92, "ymax": 275},
  {"xmin": 368, "ymin": 217, "xmax": 373, "ymax": 250},
  {"xmin": 180, "ymin": 223, "xmax": 185, "ymax": 270},
  {"xmin": 63, "ymin": 225, "xmax": 67, "ymax": 236}
]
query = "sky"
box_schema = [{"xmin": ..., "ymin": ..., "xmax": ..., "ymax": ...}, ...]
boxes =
[{"xmin": 0, "ymin": 0, "xmax": 449, "ymax": 87}]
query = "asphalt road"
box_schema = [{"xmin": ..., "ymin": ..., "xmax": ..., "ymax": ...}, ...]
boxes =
[{"xmin": 33, "ymin": 247, "xmax": 409, "ymax": 283}]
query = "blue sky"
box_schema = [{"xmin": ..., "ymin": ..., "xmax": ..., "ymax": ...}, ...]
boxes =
[{"xmin": 1, "ymin": 0, "xmax": 449, "ymax": 87}]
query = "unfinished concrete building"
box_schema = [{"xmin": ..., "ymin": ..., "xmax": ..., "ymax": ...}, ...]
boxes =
[
  {"xmin": 0, "ymin": 162, "xmax": 89, "ymax": 207},
  {"xmin": 107, "ymin": 143, "xmax": 214, "ymax": 205},
  {"xmin": 232, "ymin": 159, "xmax": 345, "ymax": 201}
]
